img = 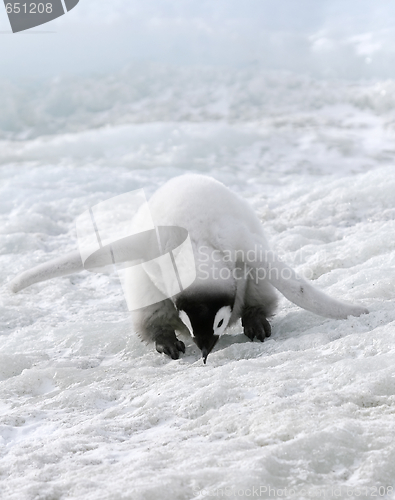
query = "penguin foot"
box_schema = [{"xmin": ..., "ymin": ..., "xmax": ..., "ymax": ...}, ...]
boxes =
[
  {"xmin": 242, "ymin": 308, "xmax": 272, "ymax": 342},
  {"xmin": 155, "ymin": 331, "xmax": 186, "ymax": 360}
]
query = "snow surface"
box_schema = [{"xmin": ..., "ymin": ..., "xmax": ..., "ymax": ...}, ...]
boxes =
[{"xmin": 1, "ymin": 66, "xmax": 395, "ymax": 499}]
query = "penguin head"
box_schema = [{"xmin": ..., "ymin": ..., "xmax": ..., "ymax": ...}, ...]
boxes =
[{"xmin": 177, "ymin": 293, "xmax": 233, "ymax": 363}]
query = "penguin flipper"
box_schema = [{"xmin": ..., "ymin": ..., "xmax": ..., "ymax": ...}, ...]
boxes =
[
  {"xmin": 8, "ymin": 231, "xmax": 154, "ymax": 294},
  {"xmin": 9, "ymin": 251, "xmax": 83, "ymax": 293},
  {"xmin": 265, "ymin": 254, "xmax": 368, "ymax": 319},
  {"xmin": 239, "ymin": 235, "xmax": 368, "ymax": 320}
]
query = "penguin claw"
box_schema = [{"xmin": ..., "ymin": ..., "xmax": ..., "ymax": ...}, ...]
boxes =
[
  {"xmin": 176, "ymin": 340, "xmax": 186, "ymax": 353},
  {"xmin": 155, "ymin": 333, "xmax": 185, "ymax": 360},
  {"xmin": 242, "ymin": 309, "xmax": 272, "ymax": 342}
]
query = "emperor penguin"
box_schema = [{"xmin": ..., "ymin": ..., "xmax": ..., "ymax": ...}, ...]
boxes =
[{"xmin": 9, "ymin": 174, "xmax": 368, "ymax": 363}]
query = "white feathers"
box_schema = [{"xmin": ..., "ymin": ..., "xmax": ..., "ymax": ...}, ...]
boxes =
[
  {"xmin": 179, "ymin": 310, "xmax": 194, "ymax": 336},
  {"xmin": 213, "ymin": 306, "xmax": 232, "ymax": 336}
]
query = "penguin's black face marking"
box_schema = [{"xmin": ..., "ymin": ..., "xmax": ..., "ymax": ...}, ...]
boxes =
[
  {"xmin": 195, "ymin": 334, "xmax": 219, "ymax": 365},
  {"xmin": 176, "ymin": 293, "xmax": 233, "ymax": 363}
]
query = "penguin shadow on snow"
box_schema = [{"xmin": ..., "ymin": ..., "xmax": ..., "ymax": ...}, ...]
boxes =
[{"xmin": 174, "ymin": 320, "xmax": 287, "ymax": 364}]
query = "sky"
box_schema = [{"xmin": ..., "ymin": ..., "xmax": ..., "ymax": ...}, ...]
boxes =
[{"xmin": 1, "ymin": 0, "xmax": 395, "ymax": 79}]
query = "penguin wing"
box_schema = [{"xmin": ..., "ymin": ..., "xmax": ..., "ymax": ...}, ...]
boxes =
[
  {"xmin": 9, "ymin": 251, "xmax": 84, "ymax": 293},
  {"xmin": 8, "ymin": 228, "xmax": 172, "ymax": 294},
  {"xmin": 230, "ymin": 229, "xmax": 368, "ymax": 320}
]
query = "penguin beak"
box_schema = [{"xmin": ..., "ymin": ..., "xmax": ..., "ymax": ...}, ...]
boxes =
[{"xmin": 199, "ymin": 335, "xmax": 219, "ymax": 364}]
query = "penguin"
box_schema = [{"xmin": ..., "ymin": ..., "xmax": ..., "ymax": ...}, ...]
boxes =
[{"xmin": 9, "ymin": 174, "xmax": 369, "ymax": 363}]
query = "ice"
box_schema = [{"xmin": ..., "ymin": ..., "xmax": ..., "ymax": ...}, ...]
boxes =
[{"xmin": 1, "ymin": 62, "xmax": 395, "ymax": 498}]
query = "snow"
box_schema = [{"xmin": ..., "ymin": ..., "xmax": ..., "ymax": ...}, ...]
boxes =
[{"xmin": 1, "ymin": 57, "xmax": 395, "ymax": 500}]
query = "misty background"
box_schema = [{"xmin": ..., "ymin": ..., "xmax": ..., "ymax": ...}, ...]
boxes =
[
  {"xmin": 1, "ymin": 0, "xmax": 395, "ymax": 79},
  {"xmin": 1, "ymin": 0, "xmax": 395, "ymax": 141}
]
